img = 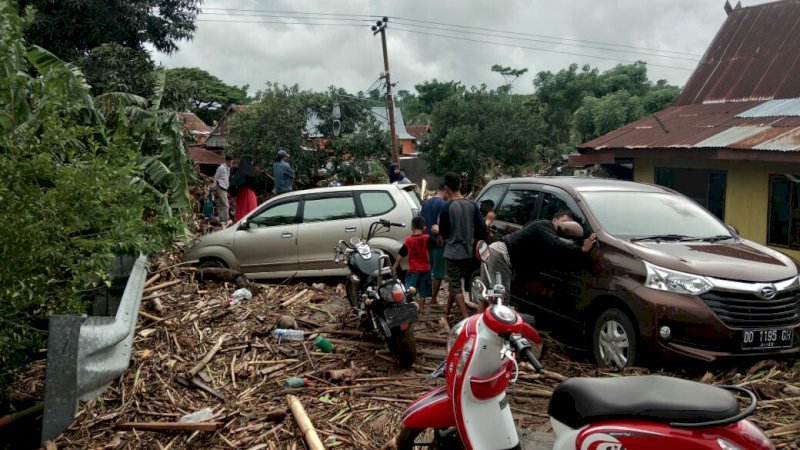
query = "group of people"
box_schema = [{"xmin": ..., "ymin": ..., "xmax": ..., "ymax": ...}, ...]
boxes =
[
  {"xmin": 395, "ymin": 172, "xmax": 597, "ymax": 321},
  {"xmin": 211, "ymin": 149, "xmax": 296, "ymax": 225}
]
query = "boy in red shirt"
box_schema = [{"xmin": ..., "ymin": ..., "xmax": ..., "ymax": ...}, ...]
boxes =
[{"xmin": 393, "ymin": 216, "xmax": 437, "ymax": 313}]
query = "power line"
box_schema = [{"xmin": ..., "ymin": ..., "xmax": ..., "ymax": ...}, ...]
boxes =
[
  {"xmin": 196, "ymin": 19, "xmax": 364, "ymax": 27},
  {"xmin": 194, "ymin": 16, "xmax": 694, "ymax": 71},
  {"xmin": 199, "ymin": 12, "xmax": 696, "ymax": 61},
  {"xmin": 388, "ymin": 16, "xmax": 703, "ymax": 57},
  {"xmin": 201, "ymin": 7, "xmax": 702, "ymax": 57},
  {"xmin": 382, "ymin": 21, "xmax": 698, "ymax": 61},
  {"xmin": 390, "ymin": 26, "xmax": 695, "ymax": 71},
  {"xmin": 200, "ymin": 11, "xmax": 374, "ymax": 23}
]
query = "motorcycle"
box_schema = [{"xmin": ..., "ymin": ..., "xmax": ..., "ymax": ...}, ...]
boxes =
[
  {"xmin": 333, "ymin": 219, "xmax": 418, "ymax": 368},
  {"xmin": 390, "ymin": 241, "xmax": 774, "ymax": 450}
]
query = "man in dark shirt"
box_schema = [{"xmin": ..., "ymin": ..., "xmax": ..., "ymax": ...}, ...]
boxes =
[
  {"xmin": 480, "ymin": 210, "xmax": 596, "ymax": 309},
  {"xmin": 438, "ymin": 173, "xmax": 487, "ymax": 319}
]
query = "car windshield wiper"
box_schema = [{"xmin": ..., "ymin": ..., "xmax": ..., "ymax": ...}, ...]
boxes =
[
  {"xmin": 699, "ymin": 234, "xmax": 735, "ymax": 242},
  {"xmin": 630, "ymin": 234, "xmax": 696, "ymax": 242}
]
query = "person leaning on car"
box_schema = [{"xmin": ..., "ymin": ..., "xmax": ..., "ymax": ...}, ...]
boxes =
[{"xmin": 480, "ymin": 210, "xmax": 597, "ymax": 311}]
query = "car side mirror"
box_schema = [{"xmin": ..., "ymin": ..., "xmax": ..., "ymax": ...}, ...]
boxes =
[
  {"xmin": 725, "ymin": 223, "xmax": 739, "ymax": 235},
  {"xmin": 238, "ymin": 220, "xmax": 249, "ymax": 230}
]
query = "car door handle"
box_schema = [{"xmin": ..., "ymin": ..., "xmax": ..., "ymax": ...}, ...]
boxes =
[
  {"xmin": 345, "ymin": 226, "xmax": 357, "ymax": 232},
  {"xmin": 282, "ymin": 232, "xmax": 293, "ymax": 238}
]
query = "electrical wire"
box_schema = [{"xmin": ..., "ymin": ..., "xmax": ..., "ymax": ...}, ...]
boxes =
[
  {"xmin": 389, "ymin": 25, "xmax": 695, "ymax": 71},
  {"xmin": 201, "ymin": 7, "xmax": 702, "ymax": 57},
  {"xmin": 194, "ymin": 15, "xmax": 695, "ymax": 70}
]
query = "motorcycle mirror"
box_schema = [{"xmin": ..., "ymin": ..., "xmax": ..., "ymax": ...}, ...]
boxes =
[
  {"xmin": 476, "ymin": 241, "xmax": 490, "ymax": 262},
  {"xmin": 350, "ymin": 236, "xmax": 361, "ymax": 247}
]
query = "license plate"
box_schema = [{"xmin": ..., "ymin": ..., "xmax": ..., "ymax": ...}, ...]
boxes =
[
  {"xmin": 384, "ymin": 303, "xmax": 418, "ymax": 329},
  {"xmin": 741, "ymin": 328, "xmax": 794, "ymax": 350}
]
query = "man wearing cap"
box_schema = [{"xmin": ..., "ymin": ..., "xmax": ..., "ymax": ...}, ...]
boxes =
[{"xmin": 273, "ymin": 149, "xmax": 295, "ymax": 194}]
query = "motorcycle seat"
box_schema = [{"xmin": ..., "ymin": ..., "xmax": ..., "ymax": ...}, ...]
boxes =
[{"xmin": 548, "ymin": 375, "xmax": 740, "ymax": 429}]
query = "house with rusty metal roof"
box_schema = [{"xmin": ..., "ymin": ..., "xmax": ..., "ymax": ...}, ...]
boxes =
[{"xmin": 572, "ymin": 0, "xmax": 800, "ymax": 259}]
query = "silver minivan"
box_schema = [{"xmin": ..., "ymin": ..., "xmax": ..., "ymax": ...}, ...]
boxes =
[{"xmin": 183, "ymin": 184, "xmax": 420, "ymax": 279}]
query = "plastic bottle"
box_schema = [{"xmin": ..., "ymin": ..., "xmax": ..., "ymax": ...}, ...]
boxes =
[
  {"xmin": 179, "ymin": 407, "xmax": 214, "ymax": 423},
  {"xmin": 271, "ymin": 328, "xmax": 305, "ymax": 341}
]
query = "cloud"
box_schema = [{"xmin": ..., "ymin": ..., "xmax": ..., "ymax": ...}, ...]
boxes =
[{"xmin": 153, "ymin": 0, "xmax": 775, "ymax": 96}]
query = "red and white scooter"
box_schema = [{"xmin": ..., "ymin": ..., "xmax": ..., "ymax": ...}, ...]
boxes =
[{"xmin": 391, "ymin": 241, "xmax": 774, "ymax": 450}]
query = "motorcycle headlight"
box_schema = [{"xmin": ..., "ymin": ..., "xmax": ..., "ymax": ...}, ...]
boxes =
[
  {"xmin": 644, "ymin": 261, "xmax": 713, "ymax": 295},
  {"xmin": 447, "ymin": 319, "xmax": 467, "ymax": 352}
]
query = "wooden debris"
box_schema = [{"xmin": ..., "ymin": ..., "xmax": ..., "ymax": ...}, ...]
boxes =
[
  {"xmin": 287, "ymin": 395, "xmax": 325, "ymax": 450},
  {"xmin": 6, "ymin": 220, "xmax": 796, "ymax": 450},
  {"xmin": 114, "ymin": 421, "xmax": 223, "ymax": 432}
]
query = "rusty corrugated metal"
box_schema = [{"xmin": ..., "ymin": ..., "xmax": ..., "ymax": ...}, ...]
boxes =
[
  {"xmin": 578, "ymin": 101, "xmax": 800, "ymax": 152},
  {"xmin": 675, "ymin": 1, "xmax": 800, "ymax": 106}
]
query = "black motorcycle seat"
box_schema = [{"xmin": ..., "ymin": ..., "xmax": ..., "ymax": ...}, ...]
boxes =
[{"xmin": 548, "ymin": 375, "xmax": 740, "ymax": 429}]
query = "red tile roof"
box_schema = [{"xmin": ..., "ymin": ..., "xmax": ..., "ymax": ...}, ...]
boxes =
[
  {"xmin": 406, "ymin": 124, "xmax": 432, "ymax": 139},
  {"xmin": 676, "ymin": 1, "xmax": 800, "ymax": 105},
  {"xmin": 178, "ymin": 112, "xmax": 211, "ymax": 133},
  {"xmin": 187, "ymin": 146, "xmax": 225, "ymax": 166}
]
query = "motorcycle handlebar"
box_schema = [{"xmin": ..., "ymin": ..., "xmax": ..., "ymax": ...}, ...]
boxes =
[
  {"xmin": 522, "ymin": 348, "xmax": 544, "ymax": 372},
  {"xmin": 378, "ymin": 219, "xmax": 405, "ymax": 228}
]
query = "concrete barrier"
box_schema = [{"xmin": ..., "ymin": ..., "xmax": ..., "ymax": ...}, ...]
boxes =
[{"xmin": 41, "ymin": 254, "xmax": 147, "ymax": 443}]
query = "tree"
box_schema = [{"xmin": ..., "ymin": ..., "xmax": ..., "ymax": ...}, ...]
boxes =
[
  {"xmin": 76, "ymin": 43, "xmax": 156, "ymax": 97},
  {"xmin": 491, "ymin": 64, "xmax": 529, "ymax": 94},
  {"xmin": 0, "ymin": 0, "xmax": 192, "ymax": 397},
  {"xmin": 574, "ymin": 90, "xmax": 645, "ymax": 142},
  {"xmin": 162, "ymin": 67, "xmax": 249, "ymax": 125},
  {"xmin": 418, "ymin": 87, "xmax": 545, "ymax": 187},
  {"xmin": 19, "ymin": 0, "xmax": 201, "ymax": 60}
]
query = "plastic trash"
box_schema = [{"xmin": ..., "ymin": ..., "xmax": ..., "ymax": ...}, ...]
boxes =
[
  {"xmin": 179, "ymin": 407, "xmax": 214, "ymax": 423},
  {"xmin": 282, "ymin": 377, "xmax": 308, "ymax": 388},
  {"xmin": 313, "ymin": 335, "xmax": 335, "ymax": 353},
  {"xmin": 271, "ymin": 328, "xmax": 305, "ymax": 341},
  {"xmin": 227, "ymin": 288, "xmax": 252, "ymax": 306}
]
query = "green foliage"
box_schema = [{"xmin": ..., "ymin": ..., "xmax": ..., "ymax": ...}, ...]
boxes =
[
  {"xmin": 162, "ymin": 67, "xmax": 249, "ymax": 125},
  {"xmin": 418, "ymin": 87, "xmax": 545, "ymax": 186},
  {"xmin": 19, "ymin": 0, "xmax": 201, "ymax": 60},
  {"xmin": 0, "ymin": 0, "xmax": 192, "ymax": 397},
  {"xmin": 327, "ymin": 120, "xmax": 391, "ymax": 184},
  {"xmin": 76, "ymin": 44, "xmax": 157, "ymax": 98},
  {"xmin": 534, "ymin": 61, "xmax": 680, "ymax": 144},
  {"xmin": 491, "ymin": 64, "xmax": 529, "ymax": 93},
  {"xmin": 228, "ymin": 84, "xmax": 385, "ymax": 188}
]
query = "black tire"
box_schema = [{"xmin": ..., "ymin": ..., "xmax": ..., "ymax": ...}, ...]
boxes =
[
  {"xmin": 387, "ymin": 326, "xmax": 417, "ymax": 368},
  {"xmin": 394, "ymin": 427, "xmax": 460, "ymax": 450},
  {"xmin": 592, "ymin": 307, "xmax": 638, "ymax": 369},
  {"xmin": 198, "ymin": 258, "xmax": 227, "ymax": 269},
  {"xmin": 345, "ymin": 278, "xmax": 360, "ymax": 309}
]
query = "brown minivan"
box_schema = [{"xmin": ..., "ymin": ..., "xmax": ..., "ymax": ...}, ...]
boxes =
[{"xmin": 476, "ymin": 177, "xmax": 800, "ymax": 368}]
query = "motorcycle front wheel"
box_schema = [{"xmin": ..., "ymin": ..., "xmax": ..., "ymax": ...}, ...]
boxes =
[
  {"xmin": 394, "ymin": 427, "xmax": 462, "ymax": 450},
  {"xmin": 387, "ymin": 326, "xmax": 417, "ymax": 368}
]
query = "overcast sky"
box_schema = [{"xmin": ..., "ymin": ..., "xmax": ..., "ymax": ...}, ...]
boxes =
[{"xmin": 152, "ymin": 0, "xmax": 775, "ymax": 96}]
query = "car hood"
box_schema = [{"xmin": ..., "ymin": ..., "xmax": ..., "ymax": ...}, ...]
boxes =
[{"xmin": 624, "ymin": 239, "xmax": 799, "ymax": 282}]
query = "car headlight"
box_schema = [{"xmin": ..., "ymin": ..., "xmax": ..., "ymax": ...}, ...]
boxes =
[{"xmin": 644, "ymin": 261, "xmax": 713, "ymax": 295}]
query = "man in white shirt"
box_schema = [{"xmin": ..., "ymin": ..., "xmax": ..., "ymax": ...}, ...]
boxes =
[{"xmin": 214, "ymin": 156, "xmax": 233, "ymax": 223}]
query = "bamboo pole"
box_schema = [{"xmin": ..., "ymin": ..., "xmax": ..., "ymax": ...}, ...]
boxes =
[
  {"xmin": 281, "ymin": 289, "xmax": 309, "ymax": 308},
  {"xmin": 286, "ymin": 395, "xmax": 325, "ymax": 450}
]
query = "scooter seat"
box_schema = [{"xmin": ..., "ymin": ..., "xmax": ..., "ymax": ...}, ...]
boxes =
[{"xmin": 548, "ymin": 375, "xmax": 740, "ymax": 429}]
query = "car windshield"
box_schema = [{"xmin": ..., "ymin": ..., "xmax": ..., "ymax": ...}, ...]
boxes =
[{"xmin": 581, "ymin": 191, "xmax": 732, "ymax": 240}]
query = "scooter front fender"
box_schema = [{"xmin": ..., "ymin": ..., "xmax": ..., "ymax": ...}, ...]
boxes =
[{"xmin": 402, "ymin": 386, "xmax": 455, "ymax": 430}]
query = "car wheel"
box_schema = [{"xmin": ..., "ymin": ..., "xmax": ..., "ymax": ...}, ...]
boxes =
[
  {"xmin": 198, "ymin": 258, "xmax": 227, "ymax": 269},
  {"xmin": 592, "ymin": 308, "xmax": 637, "ymax": 369}
]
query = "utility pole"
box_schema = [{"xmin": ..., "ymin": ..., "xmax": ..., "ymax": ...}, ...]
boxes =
[{"xmin": 372, "ymin": 17, "xmax": 399, "ymax": 165}]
